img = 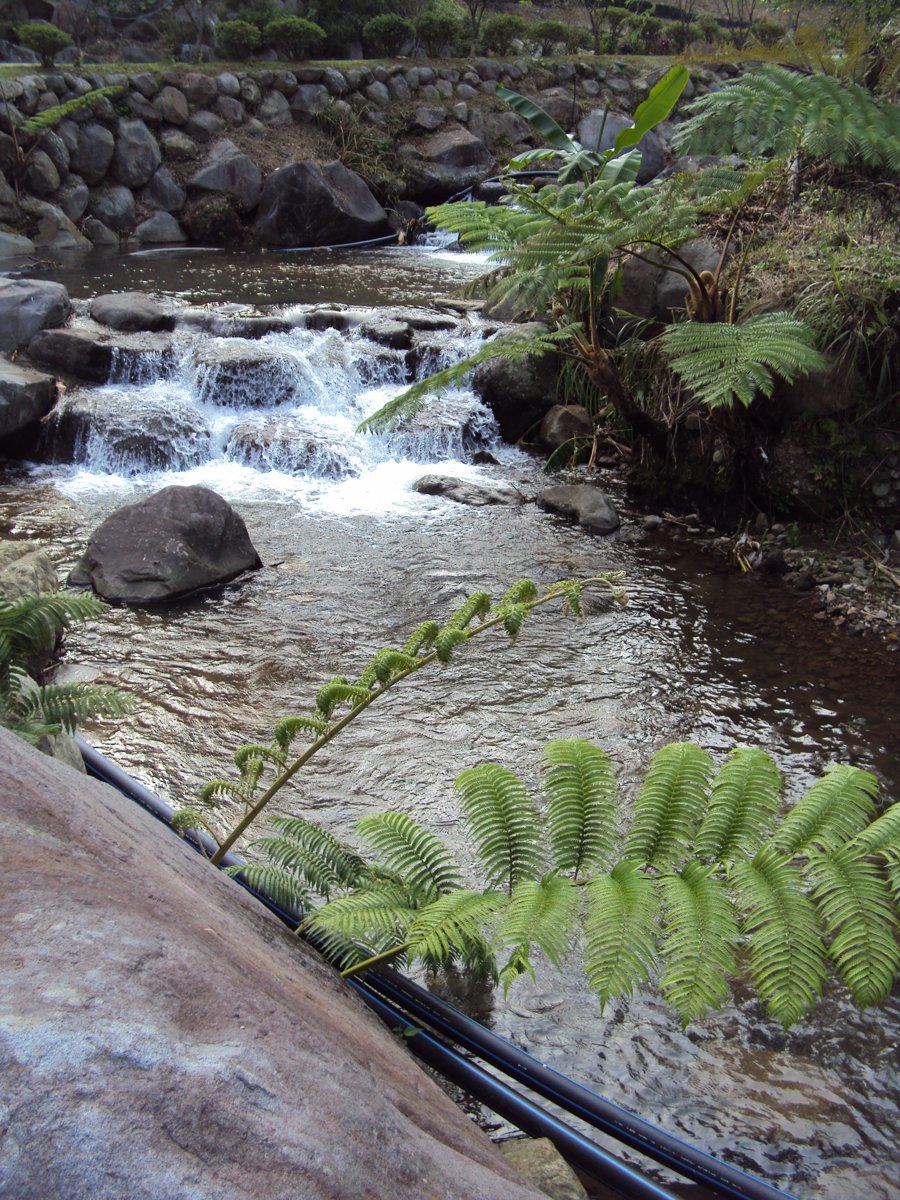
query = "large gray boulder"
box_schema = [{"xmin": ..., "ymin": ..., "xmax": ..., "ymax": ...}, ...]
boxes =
[
  {"xmin": 138, "ymin": 165, "xmax": 186, "ymax": 213},
  {"xmin": 110, "ymin": 118, "xmax": 162, "ymax": 188},
  {"xmin": 134, "ymin": 211, "xmax": 187, "ymax": 244},
  {"xmin": 0, "ymin": 279, "xmax": 70, "ymax": 352},
  {"xmin": 254, "ymin": 160, "xmax": 390, "ymax": 247},
  {"xmin": 69, "ymin": 485, "xmax": 263, "ymax": 604},
  {"xmin": 539, "ymin": 483, "xmax": 620, "ymax": 534},
  {"xmin": 23, "ymin": 147, "xmax": 60, "ymax": 196},
  {"xmin": 88, "ymin": 182, "xmax": 137, "ymax": 232},
  {"xmin": 0, "ymin": 540, "xmax": 58, "ymax": 598},
  {"xmin": 28, "ymin": 327, "xmax": 173, "ymax": 384},
  {"xmin": 0, "ymin": 231, "xmax": 35, "ymax": 258},
  {"xmin": 70, "ymin": 121, "xmax": 115, "ymax": 185},
  {"xmin": 399, "ymin": 128, "xmax": 495, "ymax": 202},
  {"xmin": 21, "ymin": 197, "xmax": 92, "ymax": 252},
  {"xmin": 0, "ymin": 359, "xmax": 57, "ymax": 440},
  {"xmin": 188, "ymin": 138, "xmax": 262, "ymax": 213},
  {"xmin": 0, "ymin": 727, "xmax": 544, "ymax": 1200}
]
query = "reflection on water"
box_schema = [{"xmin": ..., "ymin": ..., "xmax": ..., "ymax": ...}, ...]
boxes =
[{"xmin": 1, "ymin": 246, "xmax": 897, "ymax": 1199}]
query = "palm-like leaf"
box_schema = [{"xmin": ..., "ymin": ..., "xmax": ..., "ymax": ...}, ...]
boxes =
[
  {"xmin": 543, "ymin": 738, "xmax": 619, "ymax": 877},
  {"xmin": 657, "ymin": 862, "xmax": 739, "ymax": 1025},
  {"xmin": 583, "ymin": 860, "xmax": 658, "ymax": 1009},
  {"xmin": 624, "ymin": 742, "xmax": 713, "ymax": 869},
  {"xmin": 731, "ymin": 846, "xmax": 827, "ymax": 1027},
  {"xmin": 695, "ymin": 747, "xmax": 782, "ymax": 862},
  {"xmin": 496, "ymin": 874, "xmax": 579, "ymax": 992},
  {"xmin": 456, "ymin": 762, "xmax": 544, "ymax": 890},
  {"xmin": 774, "ymin": 764, "xmax": 879, "ymax": 854},
  {"xmin": 661, "ymin": 314, "xmax": 826, "ymax": 409},
  {"xmin": 808, "ymin": 849, "xmax": 900, "ymax": 1007},
  {"xmin": 357, "ymin": 811, "xmax": 462, "ymax": 901},
  {"xmin": 407, "ymin": 888, "xmax": 505, "ymax": 967}
]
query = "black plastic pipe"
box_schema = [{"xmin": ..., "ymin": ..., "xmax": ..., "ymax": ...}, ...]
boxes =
[{"xmin": 350, "ymin": 983, "xmax": 680, "ymax": 1200}]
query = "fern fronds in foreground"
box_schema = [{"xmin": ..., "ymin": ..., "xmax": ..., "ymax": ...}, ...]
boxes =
[
  {"xmin": 267, "ymin": 740, "xmax": 900, "ymax": 1029},
  {"xmin": 188, "ymin": 575, "xmax": 627, "ymax": 865}
]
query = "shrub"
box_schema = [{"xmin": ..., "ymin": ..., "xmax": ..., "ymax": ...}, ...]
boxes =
[
  {"xmin": 695, "ymin": 15, "xmax": 721, "ymax": 42},
  {"xmin": 417, "ymin": 7, "xmax": 464, "ymax": 55},
  {"xmin": 215, "ymin": 19, "xmax": 262, "ymax": 61},
  {"xmin": 480, "ymin": 12, "xmax": 527, "ymax": 54},
  {"xmin": 15, "ymin": 20, "xmax": 72, "ymax": 68},
  {"xmin": 531, "ymin": 18, "xmax": 570, "ymax": 51},
  {"xmin": 362, "ymin": 12, "xmax": 414, "ymax": 56},
  {"xmin": 236, "ymin": 0, "xmax": 280, "ymax": 30},
  {"xmin": 262, "ymin": 15, "xmax": 326, "ymax": 60},
  {"xmin": 662, "ymin": 19, "xmax": 698, "ymax": 49},
  {"xmin": 751, "ymin": 19, "xmax": 785, "ymax": 45}
]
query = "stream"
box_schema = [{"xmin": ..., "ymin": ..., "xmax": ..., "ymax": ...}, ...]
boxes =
[{"xmin": 2, "ymin": 244, "xmax": 898, "ymax": 1200}]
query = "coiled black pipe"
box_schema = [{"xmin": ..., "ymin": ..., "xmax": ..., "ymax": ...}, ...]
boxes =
[{"xmin": 77, "ymin": 738, "xmax": 797, "ymax": 1200}]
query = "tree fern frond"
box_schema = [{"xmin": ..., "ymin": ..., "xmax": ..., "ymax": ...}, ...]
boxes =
[
  {"xmin": 731, "ymin": 846, "xmax": 827, "ymax": 1027},
  {"xmin": 234, "ymin": 742, "xmax": 286, "ymax": 771},
  {"xmin": 401, "ymin": 620, "xmax": 439, "ymax": 657},
  {"xmin": 199, "ymin": 777, "xmax": 252, "ymax": 807},
  {"xmin": 358, "ymin": 648, "xmax": 419, "ymax": 689},
  {"xmin": 407, "ymin": 888, "xmax": 504, "ymax": 966},
  {"xmin": 0, "ymin": 591, "xmax": 107, "ymax": 686},
  {"xmin": 808, "ymin": 849, "xmax": 900, "ymax": 1007},
  {"xmin": 356, "ymin": 811, "xmax": 462, "ymax": 901},
  {"xmin": 661, "ymin": 314, "xmax": 826, "ymax": 410},
  {"xmin": 543, "ymin": 739, "xmax": 619, "ymax": 877},
  {"xmin": 583, "ymin": 860, "xmax": 658, "ymax": 1008},
  {"xmin": 273, "ymin": 713, "xmax": 329, "ymax": 752},
  {"xmin": 456, "ymin": 762, "xmax": 544, "ymax": 890},
  {"xmin": 307, "ymin": 881, "xmax": 420, "ymax": 950},
  {"xmin": 13, "ymin": 681, "xmax": 135, "ymax": 734},
  {"xmin": 315, "ymin": 679, "xmax": 371, "ymax": 718},
  {"xmin": 267, "ymin": 814, "xmax": 368, "ymax": 892},
  {"xmin": 172, "ymin": 806, "xmax": 218, "ymax": 841},
  {"xmin": 672, "ymin": 65, "xmax": 900, "ymax": 169},
  {"xmin": 695, "ymin": 747, "xmax": 782, "ymax": 862},
  {"xmin": 774, "ymin": 764, "xmax": 879, "ymax": 854},
  {"xmin": 848, "ymin": 802, "xmax": 900, "ymax": 857},
  {"xmin": 658, "ymin": 862, "xmax": 739, "ymax": 1025},
  {"xmin": 225, "ymin": 861, "xmax": 312, "ymax": 913},
  {"xmin": 624, "ymin": 742, "xmax": 714, "ymax": 869},
  {"xmin": 495, "ymin": 874, "xmax": 579, "ymax": 987}
]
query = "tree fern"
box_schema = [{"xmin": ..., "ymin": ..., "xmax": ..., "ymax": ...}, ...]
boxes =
[
  {"xmin": 583, "ymin": 860, "xmax": 658, "ymax": 1008},
  {"xmin": 774, "ymin": 764, "xmax": 879, "ymax": 854},
  {"xmin": 660, "ymin": 314, "xmax": 826, "ymax": 409},
  {"xmin": 258, "ymin": 814, "xmax": 368, "ymax": 897},
  {"xmin": 658, "ymin": 862, "xmax": 739, "ymax": 1025},
  {"xmin": 496, "ymin": 874, "xmax": 580, "ymax": 992},
  {"xmin": 357, "ymin": 812, "xmax": 462, "ymax": 901},
  {"xmin": 808, "ymin": 849, "xmax": 900, "ymax": 1007},
  {"xmin": 406, "ymin": 888, "xmax": 505, "ymax": 968},
  {"xmin": 543, "ymin": 739, "xmax": 619, "ymax": 877},
  {"xmin": 730, "ymin": 846, "xmax": 828, "ymax": 1027},
  {"xmin": 455, "ymin": 762, "xmax": 544, "ymax": 890},
  {"xmin": 672, "ymin": 65, "xmax": 900, "ymax": 170},
  {"xmin": 695, "ymin": 747, "xmax": 782, "ymax": 861},
  {"xmin": 624, "ymin": 742, "xmax": 714, "ymax": 869}
]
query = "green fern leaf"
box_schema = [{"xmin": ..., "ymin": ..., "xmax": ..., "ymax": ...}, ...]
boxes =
[
  {"xmin": 661, "ymin": 314, "xmax": 826, "ymax": 409},
  {"xmin": 358, "ymin": 648, "xmax": 419, "ymax": 688},
  {"xmin": 774, "ymin": 764, "xmax": 879, "ymax": 854},
  {"xmin": 731, "ymin": 845, "xmax": 827, "ymax": 1027},
  {"xmin": 695, "ymin": 747, "xmax": 782, "ymax": 861},
  {"xmin": 624, "ymin": 742, "xmax": 714, "ymax": 869},
  {"xmin": 273, "ymin": 714, "xmax": 329, "ymax": 751},
  {"xmin": 583, "ymin": 860, "xmax": 658, "ymax": 1008},
  {"xmin": 225, "ymin": 861, "xmax": 312, "ymax": 912},
  {"xmin": 401, "ymin": 620, "xmax": 440, "ymax": 656},
  {"xmin": 808, "ymin": 848, "xmax": 900, "ymax": 1007},
  {"xmin": 234, "ymin": 742, "xmax": 286, "ymax": 770},
  {"xmin": 315, "ymin": 679, "xmax": 371, "ymax": 718},
  {"xmin": 658, "ymin": 861, "xmax": 739, "ymax": 1025},
  {"xmin": 307, "ymin": 881, "xmax": 420, "ymax": 949},
  {"xmin": 356, "ymin": 811, "xmax": 462, "ymax": 901},
  {"xmin": 407, "ymin": 888, "xmax": 504, "ymax": 966},
  {"xmin": 14, "ymin": 681, "xmax": 135, "ymax": 734},
  {"xmin": 456, "ymin": 762, "xmax": 544, "ymax": 890},
  {"xmin": 434, "ymin": 627, "xmax": 469, "ymax": 663},
  {"xmin": 848, "ymin": 802, "xmax": 900, "ymax": 857},
  {"xmin": 495, "ymin": 874, "xmax": 579, "ymax": 986},
  {"xmin": 543, "ymin": 739, "xmax": 619, "ymax": 877},
  {"xmin": 266, "ymin": 814, "xmax": 367, "ymax": 893}
]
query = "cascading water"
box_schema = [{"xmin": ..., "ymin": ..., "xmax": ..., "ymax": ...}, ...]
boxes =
[{"xmin": 4, "ymin": 245, "xmax": 898, "ymax": 1200}]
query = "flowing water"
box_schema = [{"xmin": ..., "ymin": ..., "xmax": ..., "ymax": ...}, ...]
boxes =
[{"xmin": 2, "ymin": 245, "xmax": 898, "ymax": 1199}]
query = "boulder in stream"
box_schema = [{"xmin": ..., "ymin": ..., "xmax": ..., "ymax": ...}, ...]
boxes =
[
  {"xmin": 414, "ymin": 475, "xmax": 523, "ymax": 507},
  {"xmin": 0, "ymin": 359, "xmax": 57, "ymax": 441},
  {"xmin": 0, "ymin": 278, "xmax": 71, "ymax": 352},
  {"xmin": 539, "ymin": 484, "xmax": 620, "ymax": 534},
  {"xmin": 69, "ymin": 484, "xmax": 262, "ymax": 604},
  {"xmin": 254, "ymin": 160, "xmax": 390, "ymax": 247},
  {"xmin": 28, "ymin": 327, "xmax": 174, "ymax": 384},
  {"xmin": 472, "ymin": 340, "xmax": 559, "ymax": 444},
  {"xmin": 90, "ymin": 292, "xmax": 176, "ymax": 333}
]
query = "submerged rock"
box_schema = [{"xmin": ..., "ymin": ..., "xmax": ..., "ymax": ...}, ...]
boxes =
[
  {"xmin": 0, "ymin": 727, "xmax": 544, "ymax": 1200},
  {"xmin": 69, "ymin": 484, "xmax": 262, "ymax": 604},
  {"xmin": 414, "ymin": 475, "xmax": 522, "ymax": 506}
]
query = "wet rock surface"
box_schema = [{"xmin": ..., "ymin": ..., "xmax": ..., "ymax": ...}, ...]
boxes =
[
  {"xmin": 0, "ymin": 279, "xmax": 71, "ymax": 352},
  {"xmin": 0, "ymin": 360, "xmax": 57, "ymax": 440},
  {"xmin": 539, "ymin": 483, "xmax": 621, "ymax": 534},
  {"xmin": 414, "ymin": 474, "xmax": 523, "ymax": 506}
]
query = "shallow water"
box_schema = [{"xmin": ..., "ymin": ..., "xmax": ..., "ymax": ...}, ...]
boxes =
[{"xmin": 2, "ymin": 245, "xmax": 897, "ymax": 1199}]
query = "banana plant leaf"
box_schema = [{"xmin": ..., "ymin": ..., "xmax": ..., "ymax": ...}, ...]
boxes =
[
  {"xmin": 613, "ymin": 65, "xmax": 690, "ymax": 153},
  {"xmin": 496, "ymin": 84, "xmax": 581, "ymax": 155}
]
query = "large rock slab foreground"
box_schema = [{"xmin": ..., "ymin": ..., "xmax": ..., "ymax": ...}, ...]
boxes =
[
  {"xmin": 0, "ymin": 359, "xmax": 57, "ymax": 440},
  {"xmin": 0, "ymin": 727, "xmax": 544, "ymax": 1200},
  {"xmin": 69, "ymin": 484, "xmax": 262, "ymax": 604}
]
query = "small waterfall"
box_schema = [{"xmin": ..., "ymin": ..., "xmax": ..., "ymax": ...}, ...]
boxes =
[{"xmin": 39, "ymin": 313, "xmax": 511, "ymax": 510}]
